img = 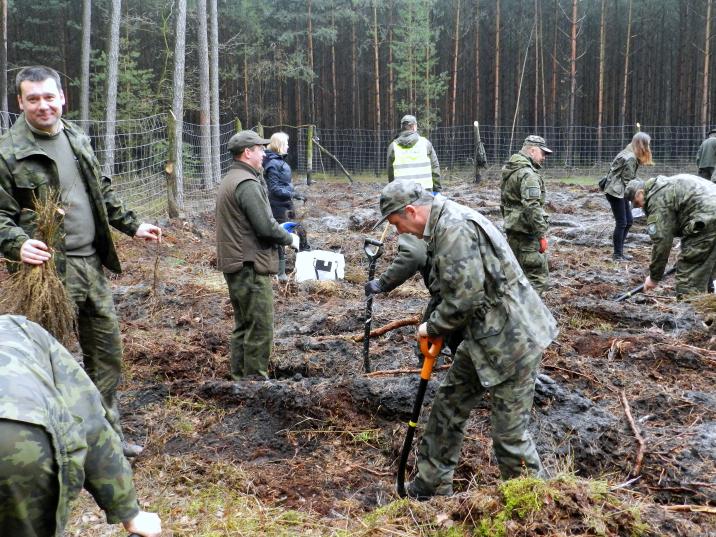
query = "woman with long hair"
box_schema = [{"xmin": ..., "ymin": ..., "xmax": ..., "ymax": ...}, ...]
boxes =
[{"xmin": 601, "ymin": 132, "xmax": 653, "ymax": 260}]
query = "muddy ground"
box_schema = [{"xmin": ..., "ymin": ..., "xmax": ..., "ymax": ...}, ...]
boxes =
[{"xmin": 24, "ymin": 175, "xmax": 715, "ymax": 534}]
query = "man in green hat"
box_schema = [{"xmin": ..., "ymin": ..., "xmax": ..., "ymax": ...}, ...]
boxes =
[
  {"xmin": 387, "ymin": 114, "xmax": 441, "ymax": 193},
  {"xmin": 216, "ymin": 130, "xmax": 300, "ymax": 381},
  {"xmin": 374, "ymin": 180, "xmax": 558, "ymax": 499},
  {"xmin": 625, "ymin": 174, "xmax": 716, "ymax": 298},
  {"xmin": 500, "ymin": 135, "xmax": 552, "ymax": 295}
]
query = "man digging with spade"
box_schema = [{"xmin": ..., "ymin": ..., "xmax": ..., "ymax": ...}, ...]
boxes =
[{"xmin": 374, "ymin": 181, "xmax": 558, "ymax": 499}]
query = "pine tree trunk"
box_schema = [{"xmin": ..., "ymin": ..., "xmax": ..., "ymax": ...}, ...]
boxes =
[
  {"xmin": 550, "ymin": 0, "xmax": 558, "ymax": 125},
  {"xmin": 331, "ymin": 3, "xmax": 338, "ymax": 131},
  {"xmin": 493, "ymin": 0, "xmax": 501, "ymax": 126},
  {"xmin": 566, "ymin": 0, "xmax": 578, "ymax": 165},
  {"xmin": 172, "ymin": 0, "xmax": 187, "ymax": 210},
  {"xmin": 307, "ymin": 0, "xmax": 316, "ymax": 121},
  {"xmin": 597, "ymin": 0, "xmax": 606, "ymax": 162},
  {"xmin": 388, "ymin": 5, "xmax": 395, "ymax": 129},
  {"xmin": 243, "ymin": 47, "xmax": 249, "ymax": 124},
  {"xmin": 209, "ymin": 0, "xmax": 220, "ymax": 184},
  {"xmin": 620, "ymin": 0, "xmax": 633, "ymax": 146},
  {"xmin": 103, "ymin": 0, "xmax": 121, "ymax": 178},
  {"xmin": 449, "ymin": 0, "xmax": 461, "ymax": 128},
  {"xmin": 372, "ymin": 1, "xmax": 381, "ymax": 130},
  {"xmin": 702, "ymin": 0, "xmax": 713, "ymax": 137},
  {"xmin": 0, "ymin": 0, "xmax": 7, "ymax": 131},
  {"xmin": 474, "ymin": 0, "xmax": 480, "ymax": 121},
  {"xmin": 197, "ymin": 0, "xmax": 212, "ymax": 189},
  {"xmin": 79, "ymin": 0, "xmax": 91, "ymax": 127}
]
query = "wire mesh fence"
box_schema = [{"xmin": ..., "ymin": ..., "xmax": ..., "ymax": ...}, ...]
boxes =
[{"xmin": 0, "ymin": 112, "xmax": 710, "ymax": 219}]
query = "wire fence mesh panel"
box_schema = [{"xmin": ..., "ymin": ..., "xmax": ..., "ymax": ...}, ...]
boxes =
[{"xmin": 0, "ymin": 113, "xmax": 712, "ymax": 218}]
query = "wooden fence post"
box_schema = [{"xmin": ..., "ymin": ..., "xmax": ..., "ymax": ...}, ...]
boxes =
[
  {"xmin": 165, "ymin": 111, "xmax": 179, "ymax": 218},
  {"xmin": 256, "ymin": 122, "xmax": 264, "ymax": 138},
  {"xmin": 306, "ymin": 124, "xmax": 314, "ymax": 185}
]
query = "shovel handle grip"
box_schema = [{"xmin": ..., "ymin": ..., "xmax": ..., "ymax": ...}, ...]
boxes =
[
  {"xmin": 364, "ymin": 238, "xmax": 383, "ymax": 247},
  {"xmin": 418, "ymin": 336, "xmax": 443, "ymax": 380}
]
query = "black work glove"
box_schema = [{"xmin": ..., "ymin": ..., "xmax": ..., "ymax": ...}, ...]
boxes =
[{"xmin": 364, "ymin": 279, "xmax": 383, "ymax": 296}]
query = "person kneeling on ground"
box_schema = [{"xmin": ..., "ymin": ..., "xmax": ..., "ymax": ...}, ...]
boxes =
[
  {"xmin": 625, "ymin": 174, "xmax": 716, "ymax": 298},
  {"xmin": 373, "ymin": 181, "xmax": 558, "ymax": 500},
  {"xmin": 0, "ymin": 314, "xmax": 162, "ymax": 537}
]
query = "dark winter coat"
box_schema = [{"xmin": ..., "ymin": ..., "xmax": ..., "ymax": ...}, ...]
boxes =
[{"xmin": 263, "ymin": 150, "xmax": 295, "ymax": 222}]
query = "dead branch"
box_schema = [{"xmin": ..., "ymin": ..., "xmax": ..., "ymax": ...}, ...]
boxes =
[
  {"xmin": 663, "ymin": 505, "xmax": 716, "ymax": 514},
  {"xmin": 351, "ymin": 314, "xmax": 421, "ymax": 342},
  {"xmin": 620, "ymin": 390, "xmax": 646, "ymax": 476},
  {"xmin": 364, "ymin": 364, "xmax": 451, "ymax": 377}
]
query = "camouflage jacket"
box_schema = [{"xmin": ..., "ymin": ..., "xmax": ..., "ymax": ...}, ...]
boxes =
[
  {"xmin": 423, "ymin": 197, "xmax": 558, "ymax": 387},
  {"xmin": 603, "ymin": 145, "xmax": 639, "ymax": 198},
  {"xmin": 386, "ymin": 130, "xmax": 441, "ymax": 191},
  {"xmin": 500, "ymin": 151, "xmax": 549, "ymax": 237},
  {"xmin": 378, "ymin": 233, "xmax": 432, "ymax": 292},
  {"xmin": 696, "ymin": 135, "xmax": 716, "ymax": 170},
  {"xmin": 0, "ymin": 315, "xmax": 139, "ymax": 534},
  {"xmin": 643, "ymin": 174, "xmax": 716, "ymax": 280},
  {"xmin": 0, "ymin": 115, "xmax": 139, "ymax": 276}
]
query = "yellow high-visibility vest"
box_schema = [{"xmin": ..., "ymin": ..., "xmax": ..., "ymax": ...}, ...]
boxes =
[{"xmin": 392, "ymin": 137, "xmax": 433, "ymax": 189}]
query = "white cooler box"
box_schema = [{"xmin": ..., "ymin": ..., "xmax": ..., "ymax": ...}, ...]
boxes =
[{"xmin": 294, "ymin": 250, "xmax": 345, "ymax": 282}]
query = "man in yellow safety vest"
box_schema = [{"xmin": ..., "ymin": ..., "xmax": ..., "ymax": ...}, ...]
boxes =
[{"xmin": 387, "ymin": 115, "xmax": 441, "ymax": 193}]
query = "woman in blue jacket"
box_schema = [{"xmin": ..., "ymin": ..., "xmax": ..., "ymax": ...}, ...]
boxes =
[{"xmin": 264, "ymin": 132, "xmax": 306, "ymax": 281}]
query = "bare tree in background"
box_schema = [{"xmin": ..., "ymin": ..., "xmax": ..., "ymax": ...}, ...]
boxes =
[
  {"xmin": 449, "ymin": 0, "xmax": 460, "ymax": 128},
  {"xmin": 102, "ymin": 0, "xmax": 121, "ymax": 177},
  {"xmin": 372, "ymin": 0, "xmax": 381, "ymax": 130},
  {"xmin": 197, "ymin": 0, "xmax": 212, "ymax": 189},
  {"xmin": 0, "ymin": 0, "xmax": 7, "ymax": 131},
  {"xmin": 620, "ymin": 0, "xmax": 633, "ymax": 146},
  {"xmin": 597, "ymin": 0, "xmax": 606, "ymax": 162},
  {"xmin": 79, "ymin": 0, "xmax": 91, "ymax": 127},
  {"xmin": 493, "ymin": 0, "xmax": 501, "ymax": 126},
  {"xmin": 565, "ymin": 0, "xmax": 584, "ymax": 166},
  {"xmin": 209, "ymin": 0, "xmax": 220, "ymax": 184},
  {"xmin": 701, "ymin": 0, "xmax": 713, "ymax": 138},
  {"xmin": 172, "ymin": 0, "xmax": 187, "ymax": 210}
]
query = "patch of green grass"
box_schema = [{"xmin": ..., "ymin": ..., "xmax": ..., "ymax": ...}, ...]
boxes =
[
  {"xmin": 476, "ymin": 476, "xmax": 556, "ymax": 537},
  {"xmin": 549, "ymin": 176, "xmax": 600, "ymax": 185}
]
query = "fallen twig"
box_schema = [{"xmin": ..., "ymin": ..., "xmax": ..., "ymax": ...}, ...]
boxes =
[
  {"xmin": 364, "ymin": 364, "xmax": 451, "ymax": 377},
  {"xmin": 620, "ymin": 390, "xmax": 646, "ymax": 476},
  {"xmin": 663, "ymin": 505, "xmax": 716, "ymax": 514}
]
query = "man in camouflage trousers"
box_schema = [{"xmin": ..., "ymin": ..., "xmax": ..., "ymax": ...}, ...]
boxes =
[
  {"xmin": 0, "ymin": 66, "xmax": 162, "ymax": 457},
  {"xmin": 0, "ymin": 315, "xmax": 161, "ymax": 537},
  {"xmin": 364, "ymin": 232, "xmax": 463, "ymax": 357},
  {"xmin": 625, "ymin": 174, "xmax": 716, "ymax": 298},
  {"xmin": 500, "ymin": 135, "xmax": 552, "ymax": 295},
  {"xmin": 374, "ymin": 181, "xmax": 558, "ymax": 499},
  {"xmin": 216, "ymin": 130, "xmax": 300, "ymax": 380},
  {"xmin": 696, "ymin": 128, "xmax": 716, "ymax": 182}
]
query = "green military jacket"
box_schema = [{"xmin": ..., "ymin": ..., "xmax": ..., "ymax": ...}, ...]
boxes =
[
  {"xmin": 643, "ymin": 174, "xmax": 716, "ymax": 281},
  {"xmin": 696, "ymin": 135, "xmax": 716, "ymax": 171},
  {"xmin": 423, "ymin": 196, "xmax": 558, "ymax": 387},
  {"xmin": 500, "ymin": 151, "xmax": 549, "ymax": 237},
  {"xmin": 387, "ymin": 130, "xmax": 441, "ymax": 191},
  {"xmin": 215, "ymin": 161, "xmax": 293, "ymax": 275},
  {"xmin": 0, "ymin": 315, "xmax": 139, "ymax": 535},
  {"xmin": 603, "ymin": 145, "xmax": 639, "ymax": 198},
  {"xmin": 0, "ymin": 115, "xmax": 139, "ymax": 276}
]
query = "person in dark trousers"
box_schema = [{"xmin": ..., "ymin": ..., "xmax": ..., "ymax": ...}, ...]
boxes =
[
  {"xmin": 263, "ymin": 131, "xmax": 306, "ymax": 282},
  {"xmin": 601, "ymin": 132, "xmax": 653, "ymax": 260},
  {"xmin": 696, "ymin": 128, "xmax": 716, "ymax": 182}
]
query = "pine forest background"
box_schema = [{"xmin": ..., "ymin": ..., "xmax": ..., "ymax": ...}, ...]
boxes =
[{"xmin": 3, "ymin": 0, "xmax": 716, "ymax": 216}]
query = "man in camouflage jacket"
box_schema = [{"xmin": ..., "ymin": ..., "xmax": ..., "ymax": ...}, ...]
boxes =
[
  {"xmin": 374, "ymin": 181, "xmax": 558, "ymax": 499},
  {"xmin": 625, "ymin": 174, "xmax": 716, "ymax": 297},
  {"xmin": 0, "ymin": 66, "xmax": 161, "ymax": 457},
  {"xmin": 0, "ymin": 315, "xmax": 161, "ymax": 537},
  {"xmin": 500, "ymin": 135, "xmax": 552, "ymax": 295},
  {"xmin": 364, "ymin": 231, "xmax": 463, "ymax": 356},
  {"xmin": 696, "ymin": 128, "xmax": 716, "ymax": 182}
]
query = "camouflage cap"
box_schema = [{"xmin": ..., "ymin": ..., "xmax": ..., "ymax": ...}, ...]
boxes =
[
  {"xmin": 400, "ymin": 114, "xmax": 417, "ymax": 126},
  {"xmin": 624, "ymin": 179, "xmax": 645, "ymax": 202},
  {"xmin": 524, "ymin": 135, "xmax": 553, "ymax": 154},
  {"xmin": 373, "ymin": 180, "xmax": 426, "ymax": 230},
  {"xmin": 227, "ymin": 130, "xmax": 271, "ymax": 154}
]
